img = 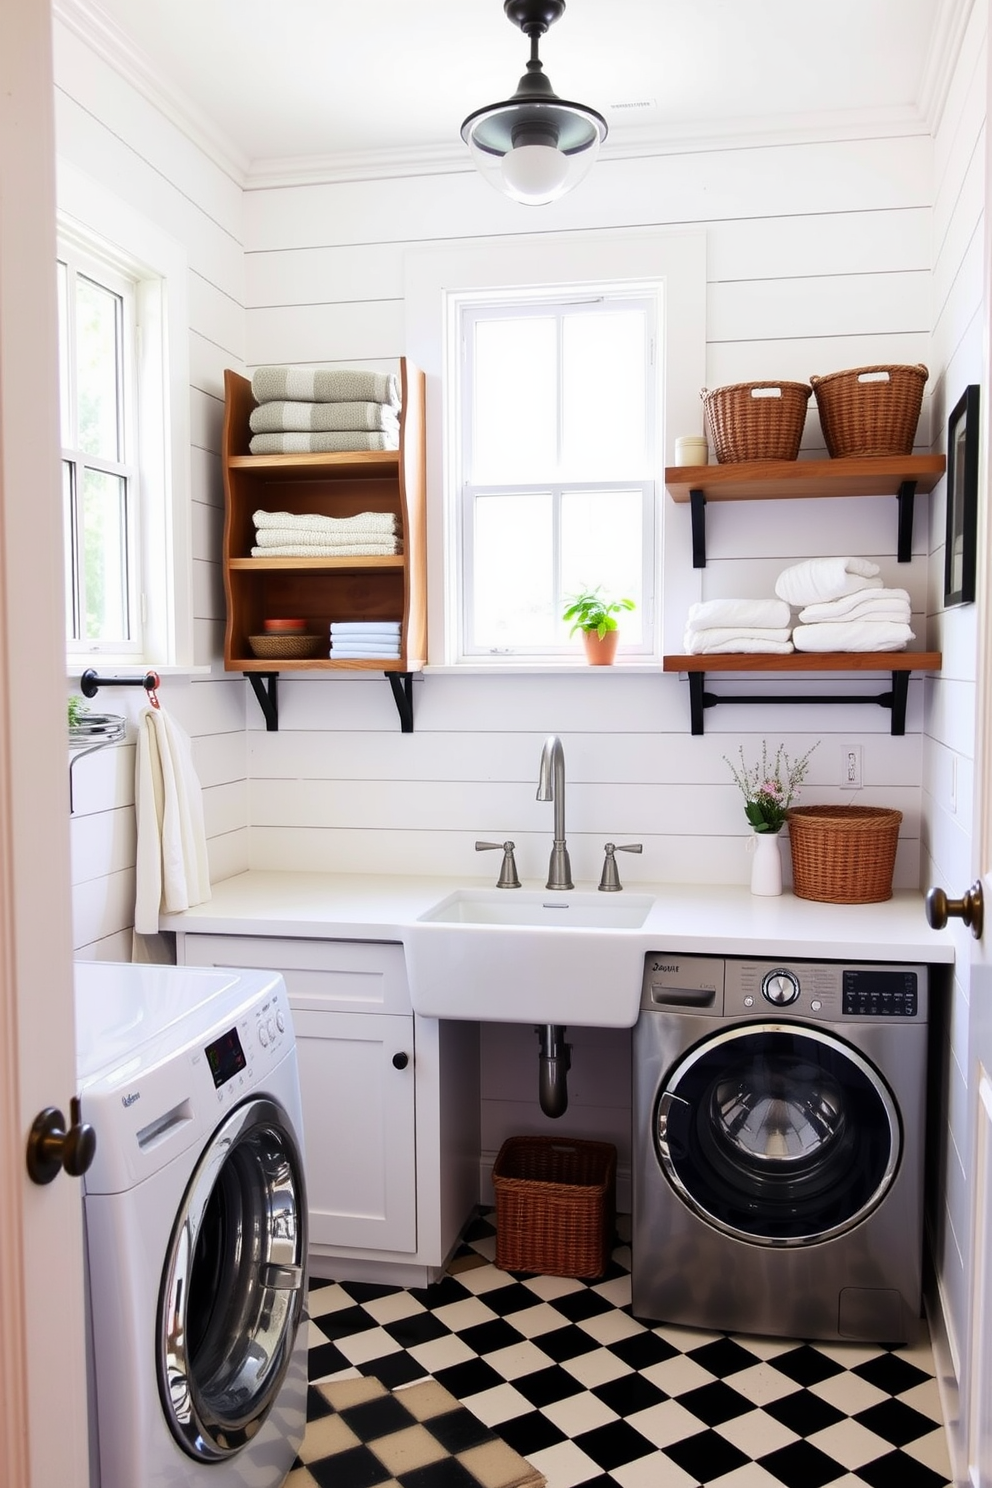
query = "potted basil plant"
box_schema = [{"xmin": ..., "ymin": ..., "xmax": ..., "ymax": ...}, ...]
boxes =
[{"xmin": 562, "ymin": 588, "xmax": 635, "ymax": 666}]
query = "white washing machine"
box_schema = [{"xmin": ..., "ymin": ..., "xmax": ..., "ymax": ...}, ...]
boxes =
[{"xmin": 75, "ymin": 961, "xmax": 309, "ymax": 1488}]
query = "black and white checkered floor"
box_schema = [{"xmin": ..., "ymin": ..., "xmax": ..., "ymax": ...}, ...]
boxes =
[{"xmin": 304, "ymin": 1213, "xmax": 951, "ymax": 1488}]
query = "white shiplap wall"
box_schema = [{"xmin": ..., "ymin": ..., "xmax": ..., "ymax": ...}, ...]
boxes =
[
  {"xmin": 241, "ymin": 131, "xmax": 936, "ymax": 1196},
  {"xmin": 54, "ymin": 17, "xmax": 251, "ymax": 957}
]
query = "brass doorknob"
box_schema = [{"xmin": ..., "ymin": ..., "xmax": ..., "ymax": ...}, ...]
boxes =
[
  {"xmin": 26, "ymin": 1096, "xmax": 96, "ymax": 1185},
  {"xmin": 925, "ymin": 881, "xmax": 984, "ymax": 940}
]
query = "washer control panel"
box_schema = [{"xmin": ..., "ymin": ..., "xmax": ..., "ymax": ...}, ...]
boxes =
[{"xmin": 642, "ymin": 955, "xmax": 928, "ymax": 1022}]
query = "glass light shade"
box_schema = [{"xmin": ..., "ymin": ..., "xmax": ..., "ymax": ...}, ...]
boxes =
[{"xmin": 465, "ymin": 123, "xmax": 603, "ymax": 205}]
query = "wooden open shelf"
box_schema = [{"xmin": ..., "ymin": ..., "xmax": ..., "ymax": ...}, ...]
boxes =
[
  {"xmin": 662, "ymin": 651, "xmax": 942, "ymax": 735},
  {"xmin": 666, "ymin": 454, "xmax": 946, "ymax": 567}
]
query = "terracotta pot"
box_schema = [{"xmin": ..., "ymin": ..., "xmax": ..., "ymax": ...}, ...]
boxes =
[{"xmin": 582, "ymin": 628, "xmax": 619, "ymax": 665}]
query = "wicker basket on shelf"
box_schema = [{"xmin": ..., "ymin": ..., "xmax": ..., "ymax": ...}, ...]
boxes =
[
  {"xmin": 492, "ymin": 1136, "xmax": 616, "ymax": 1279},
  {"xmin": 810, "ymin": 364, "xmax": 928, "ymax": 457},
  {"xmin": 786, "ymin": 805, "xmax": 902, "ymax": 904},
  {"xmin": 701, "ymin": 381, "xmax": 811, "ymax": 463}
]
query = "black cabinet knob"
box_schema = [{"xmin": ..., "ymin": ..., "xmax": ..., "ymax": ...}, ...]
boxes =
[{"xmin": 392, "ymin": 1052, "xmax": 409, "ymax": 1070}]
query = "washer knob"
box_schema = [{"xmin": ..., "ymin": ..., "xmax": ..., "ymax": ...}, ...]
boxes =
[
  {"xmin": 276, "ymin": 1010, "xmax": 286, "ymax": 1033},
  {"xmin": 762, "ymin": 968, "xmax": 800, "ymax": 1006}
]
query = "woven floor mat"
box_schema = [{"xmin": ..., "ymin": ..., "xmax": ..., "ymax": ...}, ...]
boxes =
[{"xmin": 285, "ymin": 1374, "xmax": 547, "ymax": 1488}]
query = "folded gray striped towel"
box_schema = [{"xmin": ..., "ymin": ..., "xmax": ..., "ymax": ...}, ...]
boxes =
[
  {"xmin": 249, "ymin": 400, "xmax": 400, "ymax": 435},
  {"xmin": 254, "ymin": 509, "xmax": 398, "ymax": 534},
  {"xmin": 251, "ymin": 543, "xmax": 402, "ymax": 558},
  {"xmin": 254, "ymin": 528, "xmax": 401, "ymax": 549},
  {"xmin": 251, "ymin": 366, "xmax": 400, "ymax": 408},
  {"xmin": 249, "ymin": 430, "xmax": 398, "ymax": 455}
]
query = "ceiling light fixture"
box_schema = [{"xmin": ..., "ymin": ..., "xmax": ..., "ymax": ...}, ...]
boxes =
[{"xmin": 460, "ymin": 1, "xmax": 607, "ymax": 207}]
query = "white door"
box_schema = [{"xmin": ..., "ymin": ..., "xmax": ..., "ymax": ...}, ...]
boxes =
[{"xmin": 0, "ymin": 2, "xmax": 90, "ymax": 1486}]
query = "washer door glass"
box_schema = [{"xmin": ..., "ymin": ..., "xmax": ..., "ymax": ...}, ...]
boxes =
[
  {"xmin": 656, "ymin": 1024, "xmax": 900, "ymax": 1246},
  {"xmin": 158, "ymin": 1097, "xmax": 307, "ymax": 1460}
]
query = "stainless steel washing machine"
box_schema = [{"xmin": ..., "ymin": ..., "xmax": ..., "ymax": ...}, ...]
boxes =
[{"xmin": 632, "ymin": 953, "xmax": 929, "ymax": 1342}]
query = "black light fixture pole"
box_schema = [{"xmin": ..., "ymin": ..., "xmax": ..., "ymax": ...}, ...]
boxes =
[{"xmin": 461, "ymin": 0, "xmax": 607, "ymax": 205}]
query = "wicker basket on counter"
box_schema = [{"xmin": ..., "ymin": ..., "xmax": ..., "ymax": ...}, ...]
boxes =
[
  {"xmin": 701, "ymin": 380, "xmax": 811, "ymax": 463},
  {"xmin": 810, "ymin": 364, "xmax": 928, "ymax": 457},
  {"xmin": 493, "ymin": 1136, "xmax": 616, "ymax": 1279},
  {"xmin": 786, "ymin": 805, "xmax": 902, "ymax": 904}
]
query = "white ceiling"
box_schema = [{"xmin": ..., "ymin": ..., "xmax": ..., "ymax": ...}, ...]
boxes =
[{"xmin": 64, "ymin": 0, "xmax": 951, "ymax": 177}]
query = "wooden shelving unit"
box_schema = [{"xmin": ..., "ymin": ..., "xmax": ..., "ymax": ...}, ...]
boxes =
[
  {"xmin": 222, "ymin": 360, "xmax": 426, "ymax": 731},
  {"xmin": 666, "ymin": 454, "xmax": 946, "ymax": 567}
]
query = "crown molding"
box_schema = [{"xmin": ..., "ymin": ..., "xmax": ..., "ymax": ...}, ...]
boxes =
[
  {"xmin": 243, "ymin": 106, "xmax": 931, "ymax": 191},
  {"xmin": 53, "ymin": 0, "xmax": 249, "ymax": 186},
  {"xmin": 917, "ymin": 0, "xmax": 979, "ymax": 136}
]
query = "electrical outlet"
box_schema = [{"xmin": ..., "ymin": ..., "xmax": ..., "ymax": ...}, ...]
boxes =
[{"xmin": 842, "ymin": 744, "xmax": 863, "ymax": 789}]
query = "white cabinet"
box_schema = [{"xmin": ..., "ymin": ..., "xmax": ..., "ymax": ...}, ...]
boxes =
[{"xmin": 176, "ymin": 931, "xmax": 479, "ymax": 1286}]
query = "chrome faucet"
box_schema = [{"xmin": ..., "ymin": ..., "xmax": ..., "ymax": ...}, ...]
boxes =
[{"xmin": 536, "ymin": 735, "xmax": 573, "ymax": 890}]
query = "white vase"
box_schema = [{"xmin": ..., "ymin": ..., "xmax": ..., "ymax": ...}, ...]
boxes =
[{"xmin": 750, "ymin": 830, "xmax": 783, "ymax": 896}]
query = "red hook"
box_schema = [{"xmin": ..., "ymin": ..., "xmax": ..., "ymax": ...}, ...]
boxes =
[{"xmin": 145, "ymin": 671, "xmax": 161, "ymax": 708}]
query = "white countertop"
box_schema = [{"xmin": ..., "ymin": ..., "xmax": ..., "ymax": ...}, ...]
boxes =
[{"xmin": 163, "ymin": 870, "xmax": 955, "ymax": 965}]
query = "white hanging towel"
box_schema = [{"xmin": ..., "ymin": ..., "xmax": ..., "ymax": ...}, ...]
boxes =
[{"xmin": 134, "ymin": 705, "xmax": 211, "ymax": 934}]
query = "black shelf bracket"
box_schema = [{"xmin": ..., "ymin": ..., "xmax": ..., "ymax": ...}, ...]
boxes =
[
  {"xmin": 896, "ymin": 480, "xmax": 916, "ymax": 562},
  {"xmin": 246, "ymin": 673, "xmax": 278, "ymax": 731},
  {"xmin": 244, "ymin": 670, "xmax": 416, "ymax": 732},
  {"xmin": 388, "ymin": 672, "xmax": 415, "ymax": 732},
  {"xmin": 689, "ymin": 488, "xmax": 706, "ymax": 568},
  {"xmin": 685, "ymin": 669, "xmax": 911, "ymax": 736},
  {"xmin": 688, "ymin": 478, "xmax": 918, "ymax": 568}
]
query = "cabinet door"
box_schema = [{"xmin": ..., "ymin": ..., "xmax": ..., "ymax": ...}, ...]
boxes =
[
  {"xmin": 178, "ymin": 934, "xmax": 417, "ymax": 1253},
  {"xmin": 294, "ymin": 1007, "xmax": 416, "ymax": 1253}
]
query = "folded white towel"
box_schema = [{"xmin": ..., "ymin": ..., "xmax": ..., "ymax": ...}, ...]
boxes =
[
  {"xmin": 330, "ymin": 645, "xmax": 402, "ymax": 658},
  {"xmin": 249, "ymin": 430, "xmax": 398, "ymax": 454},
  {"xmin": 250, "ymin": 400, "xmax": 399, "ymax": 435},
  {"xmin": 690, "ymin": 638, "xmax": 795, "ymax": 654},
  {"xmin": 254, "ymin": 528, "xmax": 401, "ymax": 550},
  {"xmin": 330, "ymin": 621, "xmax": 402, "ymax": 635},
  {"xmin": 254, "ymin": 509, "xmax": 398, "ymax": 534},
  {"xmin": 792, "ymin": 620, "xmax": 915, "ymax": 652},
  {"xmin": 775, "ymin": 557, "xmax": 882, "ymax": 607},
  {"xmin": 251, "ymin": 365, "xmax": 400, "ymax": 407},
  {"xmin": 682, "ymin": 627, "xmax": 793, "ymax": 653},
  {"xmin": 797, "ymin": 588, "xmax": 911, "ymax": 624},
  {"xmin": 134, "ymin": 706, "xmax": 211, "ymax": 934},
  {"xmin": 251, "ymin": 543, "xmax": 401, "ymax": 557},
  {"xmin": 685, "ymin": 598, "xmax": 791, "ymax": 632}
]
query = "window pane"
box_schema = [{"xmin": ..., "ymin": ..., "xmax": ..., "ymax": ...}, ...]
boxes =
[
  {"xmin": 81, "ymin": 468, "xmax": 129, "ymax": 641},
  {"xmin": 473, "ymin": 318, "xmax": 556, "ymax": 483},
  {"xmin": 561, "ymin": 489, "xmax": 643, "ymax": 642},
  {"xmin": 473, "ymin": 492, "xmax": 554, "ymax": 647},
  {"xmin": 56, "ymin": 262, "xmax": 71, "ymax": 448},
  {"xmin": 562, "ymin": 311, "xmax": 646, "ymax": 477},
  {"xmin": 76, "ymin": 275, "xmax": 122, "ymax": 461}
]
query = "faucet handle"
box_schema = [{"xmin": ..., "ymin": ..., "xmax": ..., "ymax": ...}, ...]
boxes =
[
  {"xmin": 598, "ymin": 842, "xmax": 643, "ymax": 892},
  {"xmin": 475, "ymin": 840, "xmax": 521, "ymax": 888}
]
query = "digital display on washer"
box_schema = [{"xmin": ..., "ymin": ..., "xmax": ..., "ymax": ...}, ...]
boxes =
[
  {"xmin": 843, "ymin": 968, "xmax": 918, "ymax": 1016},
  {"xmin": 204, "ymin": 1026, "xmax": 247, "ymax": 1088}
]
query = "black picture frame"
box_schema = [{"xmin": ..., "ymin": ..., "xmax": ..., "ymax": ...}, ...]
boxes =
[{"xmin": 944, "ymin": 384, "xmax": 980, "ymax": 607}]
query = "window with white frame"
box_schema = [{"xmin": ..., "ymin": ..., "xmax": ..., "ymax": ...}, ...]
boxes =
[
  {"xmin": 457, "ymin": 289, "xmax": 658, "ymax": 658},
  {"xmin": 58, "ymin": 243, "xmax": 141, "ymax": 653},
  {"xmin": 56, "ymin": 163, "xmax": 193, "ymax": 670}
]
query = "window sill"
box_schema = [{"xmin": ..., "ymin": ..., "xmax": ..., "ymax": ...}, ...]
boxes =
[{"xmin": 423, "ymin": 660, "xmax": 662, "ymax": 676}]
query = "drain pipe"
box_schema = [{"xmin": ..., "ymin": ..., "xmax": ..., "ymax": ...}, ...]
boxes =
[{"xmin": 536, "ymin": 1025, "xmax": 571, "ymax": 1118}]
